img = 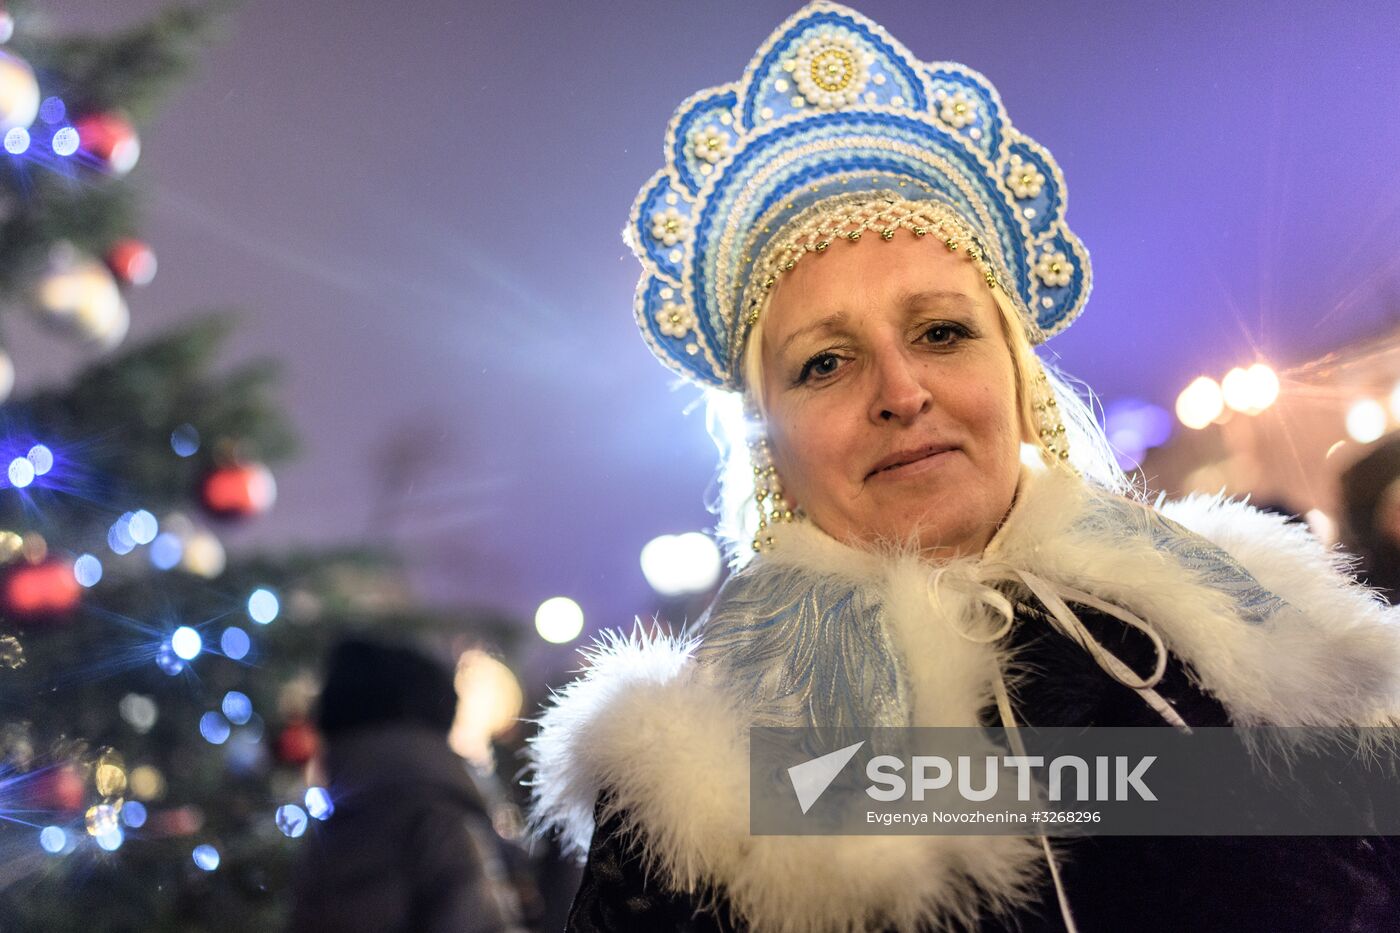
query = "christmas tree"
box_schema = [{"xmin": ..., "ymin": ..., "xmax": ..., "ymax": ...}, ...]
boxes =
[{"xmin": 0, "ymin": 5, "xmax": 530, "ymax": 929}]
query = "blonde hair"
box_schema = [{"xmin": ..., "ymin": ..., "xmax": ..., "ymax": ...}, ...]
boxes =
[{"xmin": 708, "ymin": 255, "xmax": 1131, "ymax": 565}]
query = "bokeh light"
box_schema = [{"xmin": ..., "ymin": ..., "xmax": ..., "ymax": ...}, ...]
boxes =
[
  {"xmin": 0, "ymin": 351, "xmax": 13, "ymax": 404},
  {"xmin": 181, "ymin": 530, "xmax": 225, "ymax": 578},
  {"xmin": 119, "ymin": 693, "xmax": 158, "ymax": 733},
  {"xmin": 275, "ymin": 804, "xmax": 308, "ymax": 838},
  {"xmin": 108, "ymin": 514, "xmax": 136, "ymax": 555},
  {"xmin": 128, "ymin": 510, "xmax": 158, "ymax": 545},
  {"xmin": 73, "ymin": 553, "xmax": 102, "ymax": 587},
  {"xmin": 95, "ymin": 827, "xmax": 123, "ymax": 851},
  {"xmin": 129, "ymin": 766, "xmax": 164, "ymax": 801},
  {"xmin": 8, "ymin": 456, "xmax": 34, "ymax": 488},
  {"xmin": 122, "ymin": 801, "xmax": 147, "ymax": 828},
  {"xmin": 3, "ymin": 126, "xmax": 28, "ymax": 154},
  {"xmin": 155, "ymin": 641, "xmax": 185, "ymax": 676},
  {"xmin": 192, "ymin": 844, "xmax": 220, "ymax": 871},
  {"xmin": 1345, "ymin": 399, "xmax": 1387, "ymax": 444},
  {"xmin": 39, "ymin": 826, "xmax": 66, "ymax": 854},
  {"xmin": 1175, "ymin": 376, "xmax": 1225, "ymax": 430},
  {"xmin": 199, "ymin": 711, "xmax": 231, "ymax": 745},
  {"xmin": 639, "ymin": 532, "xmax": 723, "ymax": 597},
  {"xmin": 149, "ymin": 532, "xmax": 183, "ymax": 569},
  {"xmin": 1388, "ymin": 382, "xmax": 1400, "ymax": 423},
  {"xmin": 450, "ymin": 650, "xmax": 524, "ymax": 768},
  {"xmin": 85, "ymin": 804, "xmax": 119, "ymax": 837},
  {"xmin": 51, "ymin": 126, "xmax": 78, "ymax": 156},
  {"xmin": 535, "ymin": 596, "xmax": 584, "ymax": 644},
  {"xmin": 170, "ymin": 424, "xmax": 199, "ymax": 457},
  {"xmin": 38, "ymin": 97, "xmax": 65, "ymax": 124},
  {"xmin": 95, "ymin": 756, "xmax": 127, "ymax": 797},
  {"xmin": 222, "ymin": 691, "xmax": 252, "ymax": 725},
  {"xmin": 27, "ymin": 444, "xmax": 53, "ymax": 475},
  {"xmin": 1221, "ymin": 363, "xmax": 1280, "ymax": 415},
  {"xmin": 1103, "ymin": 398, "xmax": 1173, "ymax": 470},
  {"xmin": 226, "ymin": 730, "xmax": 268, "ymax": 775},
  {"xmin": 220, "ymin": 626, "xmax": 251, "ymax": 661},
  {"xmin": 247, "ymin": 587, "xmax": 279, "ymax": 624},
  {"xmin": 170, "ymin": 625, "xmax": 202, "ymax": 661},
  {"xmin": 305, "ymin": 786, "xmax": 334, "ymax": 821}
]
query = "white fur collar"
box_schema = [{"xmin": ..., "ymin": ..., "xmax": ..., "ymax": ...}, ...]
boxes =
[{"xmin": 527, "ymin": 468, "xmax": 1400, "ymax": 933}]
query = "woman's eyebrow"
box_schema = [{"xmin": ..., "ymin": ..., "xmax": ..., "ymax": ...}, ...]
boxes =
[
  {"xmin": 776, "ymin": 311, "xmax": 850, "ymax": 355},
  {"xmin": 898, "ymin": 289, "xmax": 975, "ymax": 309}
]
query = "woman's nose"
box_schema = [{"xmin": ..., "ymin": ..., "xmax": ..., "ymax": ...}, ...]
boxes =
[{"xmin": 868, "ymin": 349, "xmax": 932, "ymax": 424}]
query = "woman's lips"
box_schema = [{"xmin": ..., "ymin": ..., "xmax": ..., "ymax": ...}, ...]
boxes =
[{"xmin": 867, "ymin": 447, "xmax": 958, "ymax": 481}]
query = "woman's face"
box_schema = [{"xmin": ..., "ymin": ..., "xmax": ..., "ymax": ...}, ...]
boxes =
[{"xmin": 758, "ymin": 229, "xmax": 1025, "ymax": 558}]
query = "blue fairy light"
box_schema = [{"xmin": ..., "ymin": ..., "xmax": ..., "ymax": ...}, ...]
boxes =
[
  {"xmin": 95, "ymin": 827, "xmax": 124, "ymax": 851},
  {"xmin": 275, "ymin": 804, "xmax": 308, "ymax": 838},
  {"xmin": 222, "ymin": 691, "xmax": 252, "ymax": 725},
  {"xmin": 128, "ymin": 510, "xmax": 158, "ymax": 545},
  {"xmin": 155, "ymin": 640, "xmax": 186, "ymax": 676},
  {"xmin": 192, "ymin": 844, "xmax": 220, "ymax": 871},
  {"xmin": 150, "ymin": 532, "xmax": 182, "ymax": 570},
  {"xmin": 107, "ymin": 529, "xmax": 135, "ymax": 556},
  {"xmin": 220, "ymin": 626, "xmax": 250, "ymax": 661},
  {"xmin": 305, "ymin": 786, "xmax": 334, "ymax": 820},
  {"xmin": 122, "ymin": 801, "xmax": 147, "ymax": 828},
  {"xmin": 108, "ymin": 514, "xmax": 136, "ymax": 555},
  {"xmin": 39, "ymin": 826, "xmax": 66, "ymax": 854},
  {"xmin": 1103, "ymin": 397, "xmax": 1174, "ymax": 468},
  {"xmin": 170, "ymin": 625, "xmax": 202, "ymax": 661},
  {"xmin": 225, "ymin": 731, "xmax": 267, "ymax": 775},
  {"xmin": 8, "ymin": 457, "xmax": 34, "ymax": 488},
  {"xmin": 73, "ymin": 554, "xmax": 103, "ymax": 587},
  {"xmin": 199, "ymin": 711, "xmax": 231, "ymax": 745},
  {"xmin": 3, "ymin": 127, "xmax": 28, "ymax": 154},
  {"xmin": 27, "ymin": 445, "xmax": 53, "ymax": 475},
  {"xmin": 170, "ymin": 424, "xmax": 200, "ymax": 457},
  {"xmin": 38, "ymin": 97, "xmax": 65, "ymax": 124},
  {"xmin": 51, "ymin": 126, "xmax": 78, "ymax": 156},
  {"xmin": 247, "ymin": 588, "xmax": 279, "ymax": 625}
]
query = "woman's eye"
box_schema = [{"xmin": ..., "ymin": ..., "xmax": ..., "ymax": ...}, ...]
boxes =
[
  {"xmin": 797, "ymin": 352, "xmax": 842, "ymax": 384},
  {"xmin": 921, "ymin": 323, "xmax": 967, "ymax": 345}
]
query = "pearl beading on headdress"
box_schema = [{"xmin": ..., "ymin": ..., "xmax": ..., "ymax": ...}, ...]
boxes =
[{"xmin": 738, "ymin": 193, "xmax": 1010, "ymax": 346}]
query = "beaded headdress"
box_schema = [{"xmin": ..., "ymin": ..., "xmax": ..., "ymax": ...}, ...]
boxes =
[{"xmin": 626, "ymin": 0, "xmax": 1090, "ymax": 392}]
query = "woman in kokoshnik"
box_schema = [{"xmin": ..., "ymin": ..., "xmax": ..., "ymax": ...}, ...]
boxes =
[{"xmin": 527, "ymin": 4, "xmax": 1400, "ymax": 930}]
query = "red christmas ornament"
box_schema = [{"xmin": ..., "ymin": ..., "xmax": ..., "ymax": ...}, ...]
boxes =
[
  {"xmin": 33, "ymin": 764, "xmax": 86, "ymax": 813},
  {"xmin": 75, "ymin": 111, "xmax": 140, "ymax": 176},
  {"xmin": 276, "ymin": 719, "xmax": 319, "ymax": 766},
  {"xmin": 199, "ymin": 462, "xmax": 277, "ymax": 519},
  {"xmin": 106, "ymin": 238, "xmax": 157, "ymax": 287},
  {"xmin": 3, "ymin": 559, "xmax": 80, "ymax": 618}
]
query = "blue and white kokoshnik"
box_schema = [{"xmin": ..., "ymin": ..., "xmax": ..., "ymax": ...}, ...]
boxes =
[{"xmin": 628, "ymin": 1, "xmax": 1091, "ymax": 390}]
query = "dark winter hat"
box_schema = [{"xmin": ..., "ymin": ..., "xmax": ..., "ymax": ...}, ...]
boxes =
[{"xmin": 315, "ymin": 638, "xmax": 457, "ymax": 737}]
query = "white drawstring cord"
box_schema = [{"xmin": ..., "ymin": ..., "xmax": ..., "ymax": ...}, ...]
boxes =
[{"xmin": 930, "ymin": 563, "xmax": 1195, "ymax": 932}]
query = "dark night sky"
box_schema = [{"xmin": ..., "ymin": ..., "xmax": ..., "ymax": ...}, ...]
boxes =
[{"xmin": 13, "ymin": 0, "xmax": 1400, "ymax": 653}]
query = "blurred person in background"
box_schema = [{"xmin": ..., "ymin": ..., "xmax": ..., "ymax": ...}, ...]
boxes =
[
  {"xmin": 1341, "ymin": 434, "xmax": 1400, "ymax": 603},
  {"xmin": 288, "ymin": 638, "xmax": 541, "ymax": 933}
]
